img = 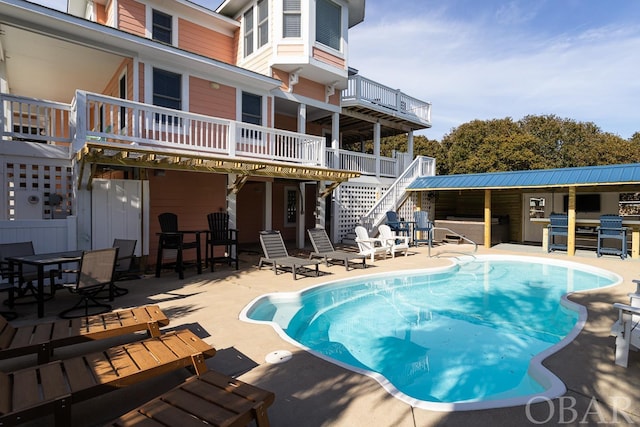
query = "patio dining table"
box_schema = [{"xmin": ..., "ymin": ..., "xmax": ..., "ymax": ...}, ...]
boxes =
[{"xmin": 7, "ymin": 250, "xmax": 82, "ymax": 318}]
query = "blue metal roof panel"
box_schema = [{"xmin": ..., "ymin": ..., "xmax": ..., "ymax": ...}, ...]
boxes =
[{"xmin": 407, "ymin": 163, "xmax": 640, "ymax": 190}]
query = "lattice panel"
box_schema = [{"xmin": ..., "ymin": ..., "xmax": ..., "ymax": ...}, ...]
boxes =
[
  {"xmin": 5, "ymin": 161, "xmax": 73, "ymax": 220},
  {"xmin": 334, "ymin": 183, "xmax": 390, "ymax": 241}
]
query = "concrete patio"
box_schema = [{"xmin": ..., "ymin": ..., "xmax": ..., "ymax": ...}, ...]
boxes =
[{"xmin": 3, "ymin": 243, "xmax": 639, "ymax": 426}]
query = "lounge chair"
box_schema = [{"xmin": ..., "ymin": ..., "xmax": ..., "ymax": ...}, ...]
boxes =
[
  {"xmin": 0, "ymin": 328, "xmax": 215, "ymax": 427},
  {"xmin": 378, "ymin": 224, "xmax": 410, "ymax": 258},
  {"xmin": 108, "ymin": 370, "xmax": 275, "ymax": 427},
  {"xmin": 610, "ymin": 280, "xmax": 640, "ymax": 367},
  {"xmin": 354, "ymin": 226, "xmax": 389, "ymax": 262},
  {"xmin": 0, "ymin": 304, "xmax": 169, "ymax": 364},
  {"xmin": 259, "ymin": 230, "xmax": 321, "ymax": 280},
  {"xmin": 308, "ymin": 228, "xmax": 366, "ymax": 270}
]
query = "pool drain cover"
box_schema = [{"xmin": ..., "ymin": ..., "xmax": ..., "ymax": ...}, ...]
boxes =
[{"xmin": 266, "ymin": 350, "xmax": 292, "ymax": 364}]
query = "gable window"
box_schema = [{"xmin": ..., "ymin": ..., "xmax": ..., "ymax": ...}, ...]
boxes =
[
  {"xmin": 244, "ymin": 0, "xmax": 268, "ymax": 57},
  {"xmin": 152, "ymin": 10, "xmax": 172, "ymax": 44},
  {"xmin": 316, "ymin": 0, "xmax": 341, "ymax": 51},
  {"xmin": 153, "ymin": 68, "xmax": 181, "ymax": 124},
  {"xmin": 241, "ymin": 92, "xmax": 262, "ymax": 125},
  {"xmin": 283, "ymin": 0, "xmax": 300, "ymax": 38}
]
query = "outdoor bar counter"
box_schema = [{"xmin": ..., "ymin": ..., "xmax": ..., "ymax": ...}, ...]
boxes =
[{"xmin": 532, "ymin": 217, "xmax": 640, "ymax": 259}]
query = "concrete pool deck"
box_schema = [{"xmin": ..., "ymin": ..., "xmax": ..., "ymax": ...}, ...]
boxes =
[{"xmin": 3, "ymin": 243, "xmax": 639, "ymax": 426}]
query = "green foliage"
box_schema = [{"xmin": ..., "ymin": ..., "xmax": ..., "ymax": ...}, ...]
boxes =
[{"xmin": 382, "ymin": 115, "xmax": 640, "ymax": 175}]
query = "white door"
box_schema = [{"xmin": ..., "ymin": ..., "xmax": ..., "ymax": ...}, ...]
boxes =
[
  {"xmin": 522, "ymin": 193, "xmax": 552, "ymax": 242},
  {"xmin": 92, "ymin": 179, "xmax": 149, "ymax": 256}
]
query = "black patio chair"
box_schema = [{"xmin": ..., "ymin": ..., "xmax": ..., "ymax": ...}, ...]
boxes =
[{"xmin": 206, "ymin": 212, "xmax": 239, "ymax": 271}]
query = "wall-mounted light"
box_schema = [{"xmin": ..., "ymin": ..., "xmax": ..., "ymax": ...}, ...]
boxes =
[{"xmin": 210, "ymin": 82, "xmax": 220, "ymax": 89}]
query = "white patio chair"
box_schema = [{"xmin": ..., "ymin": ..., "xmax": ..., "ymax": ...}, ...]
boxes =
[
  {"xmin": 378, "ymin": 224, "xmax": 410, "ymax": 258},
  {"xmin": 354, "ymin": 226, "xmax": 389, "ymax": 262}
]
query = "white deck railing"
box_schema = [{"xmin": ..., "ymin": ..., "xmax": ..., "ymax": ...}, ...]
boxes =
[
  {"xmin": 342, "ymin": 75, "xmax": 432, "ymax": 125},
  {"xmin": 0, "ymin": 94, "xmax": 72, "ymax": 145},
  {"xmin": 0, "ymin": 91, "xmax": 411, "ymax": 176},
  {"xmin": 72, "ymin": 91, "xmax": 326, "ymax": 166}
]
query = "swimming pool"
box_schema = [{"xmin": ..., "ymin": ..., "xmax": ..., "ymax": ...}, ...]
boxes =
[{"xmin": 240, "ymin": 255, "xmax": 621, "ymax": 411}]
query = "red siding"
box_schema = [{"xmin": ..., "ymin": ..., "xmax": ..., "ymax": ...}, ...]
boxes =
[
  {"xmin": 118, "ymin": 0, "xmax": 146, "ymax": 37},
  {"xmin": 178, "ymin": 19, "xmax": 235, "ymax": 64},
  {"xmin": 189, "ymin": 76, "xmax": 236, "ymax": 120}
]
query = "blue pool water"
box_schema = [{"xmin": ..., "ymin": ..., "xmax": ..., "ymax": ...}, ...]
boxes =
[{"xmin": 241, "ymin": 255, "xmax": 620, "ymax": 411}]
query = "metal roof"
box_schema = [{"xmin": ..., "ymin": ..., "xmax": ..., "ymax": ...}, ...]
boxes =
[{"xmin": 407, "ymin": 163, "xmax": 640, "ymax": 191}]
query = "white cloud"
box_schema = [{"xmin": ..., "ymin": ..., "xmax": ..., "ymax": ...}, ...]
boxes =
[{"xmin": 349, "ymin": 8, "xmax": 640, "ymax": 140}]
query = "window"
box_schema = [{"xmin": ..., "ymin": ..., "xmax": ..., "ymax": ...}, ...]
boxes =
[
  {"xmin": 257, "ymin": 0, "xmax": 269, "ymax": 48},
  {"xmin": 152, "ymin": 10, "xmax": 172, "ymax": 44},
  {"xmin": 285, "ymin": 187, "xmax": 297, "ymax": 226},
  {"xmin": 283, "ymin": 0, "xmax": 300, "ymax": 38},
  {"xmin": 153, "ymin": 68, "xmax": 181, "ymax": 124},
  {"xmin": 316, "ymin": 0, "xmax": 341, "ymax": 50},
  {"xmin": 244, "ymin": 0, "xmax": 269, "ymax": 57},
  {"xmin": 243, "ymin": 7, "xmax": 254, "ymax": 56},
  {"xmin": 241, "ymin": 92, "xmax": 262, "ymax": 125}
]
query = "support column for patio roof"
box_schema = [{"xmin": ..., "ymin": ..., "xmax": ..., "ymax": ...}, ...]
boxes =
[
  {"xmin": 407, "ymin": 131, "xmax": 414, "ymax": 159},
  {"xmin": 568, "ymin": 186, "xmax": 576, "ymax": 256},
  {"xmin": 316, "ymin": 181, "xmax": 326, "ymax": 229},
  {"xmin": 264, "ymin": 181, "xmax": 273, "ymax": 231},
  {"xmin": 374, "ymin": 122, "xmax": 381, "ymax": 177},
  {"xmin": 227, "ymin": 174, "xmax": 238, "ymax": 260},
  {"xmin": 484, "ymin": 189, "xmax": 492, "ymax": 248}
]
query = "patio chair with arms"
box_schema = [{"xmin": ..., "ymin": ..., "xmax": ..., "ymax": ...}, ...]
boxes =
[
  {"xmin": 413, "ymin": 210, "xmax": 433, "ymax": 247},
  {"xmin": 0, "ymin": 241, "xmax": 57, "ymax": 308},
  {"xmin": 385, "ymin": 211, "xmax": 411, "ymax": 237},
  {"xmin": 596, "ymin": 214, "xmax": 628, "ymax": 259},
  {"xmin": 55, "ymin": 247, "xmax": 119, "ymax": 319},
  {"xmin": 156, "ymin": 212, "xmax": 201, "ymax": 280},
  {"xmin": 547, "ymin": 213, "xmax": 568, "ymax": 252},
  {"xmin": 308, "ymin": 228, "xmax": 366, "ymax": 270},
  {"xmin": 354, "ymin": 226, "xmax": 389, "ymax": 262},
  {"xmin": 378, "ymin": 224, "xmax": 410, "ymax": 258},
  {"xmin": 259, "ymin": 230, "xmax": 322, "ymax": 280},
  {"xmin": 610, "ymin": 280, "xmax": 640, "ymax": 367},
  {"xmin": 206, "ymin": 212, "xmax": 239, "ymax": 271}
]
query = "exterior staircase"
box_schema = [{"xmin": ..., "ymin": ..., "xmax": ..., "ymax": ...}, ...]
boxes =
[{"xmin": 360, "ymin": 156, "xmax": 435, "ymax": 233}]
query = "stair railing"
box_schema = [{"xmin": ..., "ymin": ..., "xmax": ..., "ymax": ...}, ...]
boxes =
[{"xmin": 360, "ymin": 155, "xmax": 435, "ymax": 233}]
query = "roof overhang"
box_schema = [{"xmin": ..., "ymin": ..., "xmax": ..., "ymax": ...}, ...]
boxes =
[
  {"xmin": 407, "ymin": 164, "xmax": 640, "ymax": 192},
  {"xmin": 77, "ymin": 142, "xmax": 360, "ymax": 194}
]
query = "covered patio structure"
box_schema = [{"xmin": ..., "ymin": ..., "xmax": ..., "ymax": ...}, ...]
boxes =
[{"xmin": 407, "ymin": 163, "xmax": 640, "ymax": 258}]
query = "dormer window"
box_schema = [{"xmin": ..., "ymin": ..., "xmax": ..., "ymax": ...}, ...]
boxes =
[
  {"xmin": 283, "ymin": 0, "xmax": 301, "ymax": 38},
  {"xmin": 316, "ymin": 0, "xmax": 341, "ymax": 51},
  {"xmin": 152, "ymin": 10, "xmax": 172, "ymax": 44},
  {"xmin": 244, "ymin": 0, "xmax": 269, "ymax": 57}
]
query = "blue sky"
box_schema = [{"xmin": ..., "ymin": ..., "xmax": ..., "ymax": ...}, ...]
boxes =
[
  {"xmin": 33, "ymin": 0, "xmax": 640, "ymax": 141},
  {"xmin": 348, "ymin": 0, "xmax": 640, "ymax": 140}
]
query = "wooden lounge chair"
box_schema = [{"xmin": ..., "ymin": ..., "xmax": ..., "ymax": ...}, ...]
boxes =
[
  {"xmin": 258, "ymin": 230, "xmax": 321, "ymax": 280},
  {"xmin": 108, "ymin": 370, "xmax": 275, "ymax": 427},
  {"xmin": 0, "ymin": 305, "xmax": 170, "ymax": 364},
  {"xmin": 0, "ymin": 328, "xmax": 215, "ymax": 427},
  {"xmin": 307, "ymin": 228, "xmax": 366, "ymax": 270}
]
